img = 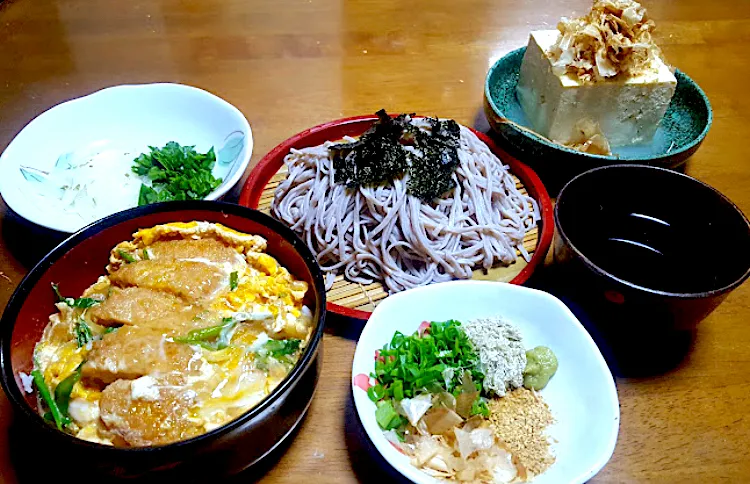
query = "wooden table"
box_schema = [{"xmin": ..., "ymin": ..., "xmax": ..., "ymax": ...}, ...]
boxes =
[{"xmin": 1, "ymin": 0, "xmax": 749, "ymax": 482}]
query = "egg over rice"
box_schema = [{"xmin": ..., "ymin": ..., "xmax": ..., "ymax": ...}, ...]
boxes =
[{"xmin": 31, "ymin": 222, "xmax": 313, "ymax": 447}]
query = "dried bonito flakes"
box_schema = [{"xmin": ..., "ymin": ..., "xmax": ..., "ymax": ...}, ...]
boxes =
[{"xmin": 548, "ymin": 0, "xmax": 667, "ymax": 82}]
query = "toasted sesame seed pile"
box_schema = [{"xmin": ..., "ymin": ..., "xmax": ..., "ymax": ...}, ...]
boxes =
[{"xmin": 488, "ymin": 388, "xmax": 555, "ymax": 478}]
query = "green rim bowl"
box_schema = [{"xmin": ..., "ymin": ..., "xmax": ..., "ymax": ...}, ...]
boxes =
[{"xmin": 484, "ymin": 47, "xmax": 713, "ymax": 195}]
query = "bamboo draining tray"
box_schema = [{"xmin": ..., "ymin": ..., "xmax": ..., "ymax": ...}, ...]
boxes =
[{"xmin": 256, "ymin": 165, "xmax": 539, "ymax": 313}]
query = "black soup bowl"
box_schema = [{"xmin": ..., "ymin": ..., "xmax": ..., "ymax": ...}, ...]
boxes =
[
  {"xmin": 0, "ymin": 201, "xmax": 326, "ymax": 482},
  {"xmin": 554, "ymin": 165, "xmax": 750, "ymax": 369}
]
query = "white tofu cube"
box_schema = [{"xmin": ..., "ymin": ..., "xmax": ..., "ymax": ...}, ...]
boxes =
[{"xmin": 516, "ymin": 30, "xmax": 677, "ymax": 147}]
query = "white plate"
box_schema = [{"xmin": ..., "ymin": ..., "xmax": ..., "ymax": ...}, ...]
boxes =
[
  {"xmin": 0, "ymin": 83, "xmax": 253, "ymax": 233},
  {"xmin": 351, "ymin": 280, "xmax": 619, "ymax": 484}
]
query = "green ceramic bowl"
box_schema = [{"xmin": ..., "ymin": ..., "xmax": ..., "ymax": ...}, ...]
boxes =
[{"xmin": 484, "ymin": 47, "xmax": 713, "ymax": 195}]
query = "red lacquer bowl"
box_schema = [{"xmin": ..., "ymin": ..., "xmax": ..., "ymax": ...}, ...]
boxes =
[
  {"xmin": 0, "ymin": 201, "xmax": 326, "ymax": 482},
  {"xmin": 239, "ymin": 115, "xmax": 554, "ymax": 320}
]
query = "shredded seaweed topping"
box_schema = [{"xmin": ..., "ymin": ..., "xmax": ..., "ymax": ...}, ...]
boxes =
[
  {"xmin": 328, "ymin": 110, "xmax": 461, "ymax": 202},
  {"xmin": 330, "ymin": 110, "xmax": 409, "ymax": 188},
  {"xmin": 406, "ymin": 117, "xmax": 461, "ymax": 201}
]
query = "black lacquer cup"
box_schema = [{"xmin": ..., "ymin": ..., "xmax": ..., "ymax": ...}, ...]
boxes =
[{"xmin": 553, "ymin": 165, "xmax": 750, "ymax": 375}]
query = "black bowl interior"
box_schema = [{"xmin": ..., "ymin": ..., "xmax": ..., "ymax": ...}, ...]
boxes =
[
  {"xmin": 0, "ymin": 200, "xmax": 326, "ymax": 453},
  {"xmin": 556, "ymin": 165, "xmax": 750, "ymax": 295}
]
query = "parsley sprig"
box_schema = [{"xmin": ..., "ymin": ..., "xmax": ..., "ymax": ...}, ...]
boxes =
[{"xmin": 133, "ymin": 141, "xmax": 222, "ymax": 205}]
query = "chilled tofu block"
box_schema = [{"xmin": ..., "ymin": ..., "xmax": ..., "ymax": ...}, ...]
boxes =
[{"xmin": 516, "ymin": 30, "xmax": 677, "ymax": 147}]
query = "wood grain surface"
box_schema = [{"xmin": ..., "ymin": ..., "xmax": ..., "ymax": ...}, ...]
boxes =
[{"xmin": 1, "ymin": 0, "xmax": 749, "ymax": 483}]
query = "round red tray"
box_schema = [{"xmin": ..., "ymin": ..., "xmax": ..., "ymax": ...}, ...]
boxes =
[{"xmin": 239, "ymin": 115, "xmax": 554, "ymax": 320}]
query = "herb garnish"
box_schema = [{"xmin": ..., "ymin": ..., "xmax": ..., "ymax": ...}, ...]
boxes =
[
  {"xmin": 175, "ymin": 317, "xmax": 237, "ymax": 350},
  {"xmin": 54, "ymin": 363, "xmax": 83, "ymax": 423},
  {"xmin": 117, "ymin": 249, "xmax": 136, "ymax": 264},
  {"xmin": 51, "ymin": 283, "xmax": 100, "ymax": 309},
  {"xmin": 255, "ymin": 338, "xmax": 303, "ymax": 369},
  {"xmin": 133, "ymin": 141, "xmax": 222, "ymax": 206},
  {"xmin": 329, "ymin": 110, "xmax": 462, "ymax": 202},
  {"xmin": 263, "ymin": 338, "xmax": 302, "ymax": 358},
  {"xmin": 32, "ymin": 368, "xmax": 68, "ymax": 430},
  {"xmin": 229, "ymin": 271, "xmax": 239, "ymax": 291},
  {"xmin": 74, "ymin": 320, "xmax": 93, "ymax": 348}
]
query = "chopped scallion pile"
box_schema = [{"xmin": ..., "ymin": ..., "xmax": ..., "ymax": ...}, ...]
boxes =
[
  {"xmin": 375, "ymin": 400, "xmax": 406, "ymax": 430},
  {"xmin": 369, "ymin": 320, "xmax": 488, "ymax": 430}
]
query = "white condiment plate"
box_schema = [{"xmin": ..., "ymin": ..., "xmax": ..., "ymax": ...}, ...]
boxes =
[
  {"xmin": 351, "ymin": 280, "xmax": 620, "ymax": 484},
  {"xmin": 0, "ymin": 83, "xmax": 253, "ymax": 233}
]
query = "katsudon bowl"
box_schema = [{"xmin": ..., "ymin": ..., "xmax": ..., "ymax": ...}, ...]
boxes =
[{"xmin": 0, "ymin": 201, "xmax": 326, "ymax": 482}]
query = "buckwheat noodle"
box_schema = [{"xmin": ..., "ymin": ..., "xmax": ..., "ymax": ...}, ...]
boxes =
[{"xmin": 272, "ymin": 121, "xmax": 540, "ymax": 293}]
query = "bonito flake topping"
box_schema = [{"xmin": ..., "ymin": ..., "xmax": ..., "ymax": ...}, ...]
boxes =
[{"xmin": 548, "ymin": 0, "xmax": 668, "ymax": 82}]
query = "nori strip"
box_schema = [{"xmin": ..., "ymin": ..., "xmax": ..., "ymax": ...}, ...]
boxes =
[
  {"xmin": 406, "ymin": 117, "xmax": 461, "ymax": 201},
  {"xmin": 329, "ymin": 109, "xmax": 408, "ymax": 187},
  {"xmin": 329, "ymin": 110, "xmax": 462, "ymax": 202}
]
